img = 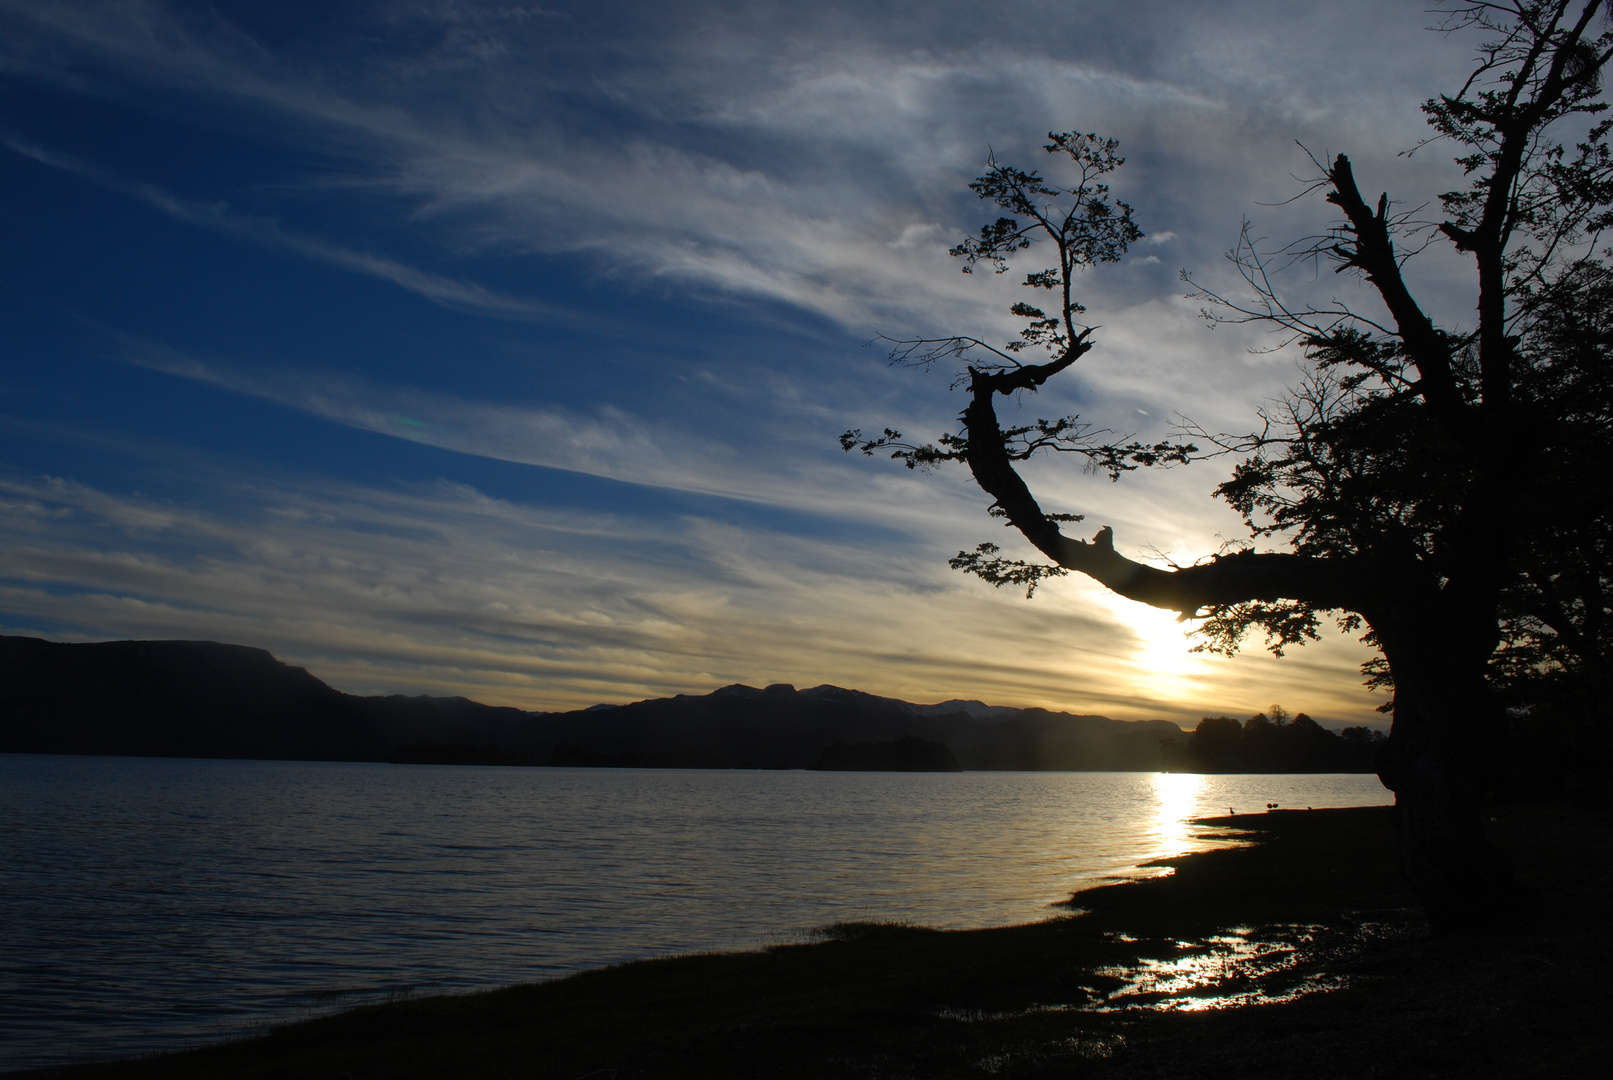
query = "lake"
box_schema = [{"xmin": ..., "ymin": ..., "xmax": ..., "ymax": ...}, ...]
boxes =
[{"xmin": 0, "ymin": 754, "xmax": 1392, "ymax": 1072}]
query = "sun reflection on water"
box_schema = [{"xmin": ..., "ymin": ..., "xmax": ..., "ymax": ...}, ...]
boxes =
[{"xmin": 1150, "ymin": 771, "xmax": 1206, "ymax": 864}]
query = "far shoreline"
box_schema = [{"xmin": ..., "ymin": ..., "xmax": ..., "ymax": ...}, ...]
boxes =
[{"xmin": 0, "ymin": 748, "xmax": 1388, "ymax": 776}]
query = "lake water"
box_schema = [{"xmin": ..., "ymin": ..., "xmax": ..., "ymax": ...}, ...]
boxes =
[{"xmin": 0, "ymin": 754, "xmax": 1392, "ymax": 1072}]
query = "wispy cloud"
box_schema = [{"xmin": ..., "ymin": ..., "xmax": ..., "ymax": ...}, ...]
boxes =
[
  {"xmin": 105, "ymin": 332, "xmax": 1299, "ymax": 565},
  {"xmin": 0, "ymin": 466, "xmax": 1381, "ymax": 724},
  {"xmin": 2, "ymin": 138, "xmax": 569, "ymax": 321},
  {"xmin": 0, "ymin": 0, "xmax": 1474, "ymax": 339},
  {"xmin": 115, "ymin": 336, "xmax": 784, "ymax": 500}
]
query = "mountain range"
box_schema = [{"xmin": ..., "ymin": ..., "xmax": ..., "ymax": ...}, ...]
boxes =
[{"xmin": 0, "ymin": 635, "xmax": 1193, "ymax": 770}]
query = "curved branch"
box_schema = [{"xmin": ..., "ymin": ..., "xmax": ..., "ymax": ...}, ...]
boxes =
[{"xmin": 959, "ymin": 361, "xmax": 1366, "ymax": 615}]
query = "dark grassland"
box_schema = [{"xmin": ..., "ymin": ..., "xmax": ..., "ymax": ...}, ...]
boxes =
[{"xmin": 43, "ymin": 805, "xmax": 1610, "ymax": 1079}]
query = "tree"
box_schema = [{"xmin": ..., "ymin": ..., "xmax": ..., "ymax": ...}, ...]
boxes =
[
  {"xmin": 1182, "ymin": 708, "xmax": 1385, "ymax": 773},
  {"xmin": 844, "ymin": 1, "xmax": 1613, "ymax": 928}
]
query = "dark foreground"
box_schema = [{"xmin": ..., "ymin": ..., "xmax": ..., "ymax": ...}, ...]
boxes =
[{"xmin": 42, "ymin": 805, "xmax": 1610, "ymax": 1079}]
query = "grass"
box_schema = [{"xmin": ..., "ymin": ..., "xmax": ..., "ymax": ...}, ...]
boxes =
[{"xmin": 40, "ymin": 803, "xmax": 1611, "ymax": 1079}]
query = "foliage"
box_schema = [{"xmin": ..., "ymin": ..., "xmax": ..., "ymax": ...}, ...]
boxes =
[
  {"xmin": 949, "ymin": 133, "xmax": 1140, "ymax": 354},
  {"xmin": 1172, "ymin": 705, "xmax": 1388, "ymax": 773},
  {"xmin": 1182, "ymin": 2, "xmax": 1613, "ymax": 707}
]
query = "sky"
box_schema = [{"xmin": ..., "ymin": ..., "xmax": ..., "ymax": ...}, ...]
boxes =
[{"xmin": 0, "ymin": 0, "xmax": 1487, "ymax": 728}]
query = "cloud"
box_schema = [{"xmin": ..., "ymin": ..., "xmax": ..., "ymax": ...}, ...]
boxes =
[
  {"xmin": 0, "ymin": 465, "xmax": 1382, "ymax": 725},
  {"xmin": 0, "ymin": 0, "xmax": 1487, "ymax": 435},
  {"xmin": 108, "ymin": 335, "xmax": 974, "ymax": 530},
  {"xmin": 0, "ymin": 0, "xmax": 1477, "ymax": 340},
  {"xmin": 1, "ymin": 138, "xmax": 575, "ymax": 321},
  {"xmin": 104, "ymin": 329, "xmax": 1306, "ymax": 575}
]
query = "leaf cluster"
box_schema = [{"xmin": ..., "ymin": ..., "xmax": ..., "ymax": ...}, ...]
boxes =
[
  {"xmin": 949, "ymin": 132, "xmax": 1141, "ymax": 356},
  {"xmin": 1213, "ymin": 333, "xmax": 1472, "ymax": 567},
  {"xmin": 948, "ymin": 542, "xmax": 1069, "ymax": 598},
  {"xmin": 1426, "ymin": 1, "xmax": 1613, "ymax": 292},
  {"xmin": 841, "ymin": 423, "xmax": 1193, "ymax": 480}
]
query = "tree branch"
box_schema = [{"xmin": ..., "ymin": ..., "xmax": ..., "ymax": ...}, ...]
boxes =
[
  {"xmin": 958, "ymin": 363, "xmax": 1365, "ymax": 615},
  {"xmin": 1326, "ymin": 155, "xmax": 1465, "ymax": 417}
]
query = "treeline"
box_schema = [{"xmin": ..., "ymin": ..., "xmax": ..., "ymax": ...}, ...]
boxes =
[{"xmin": 1162, "ymin": 706, "xmax": 1386, "ymax": 774}]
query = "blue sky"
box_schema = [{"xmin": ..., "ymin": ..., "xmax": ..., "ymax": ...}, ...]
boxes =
[{"xmin": 0, "ymin": 1, "xmax": 1481, "ymax": 726}]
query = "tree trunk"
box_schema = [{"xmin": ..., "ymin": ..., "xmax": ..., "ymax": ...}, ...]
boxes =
[{"xmin": 1374, "ymin": 645, "xmax": 1513, "ymax": 932}]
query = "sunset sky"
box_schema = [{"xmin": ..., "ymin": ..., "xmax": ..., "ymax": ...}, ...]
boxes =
[{"xmin": 0, "ymin": 1, "xmax": 1484, "ymax": 727}]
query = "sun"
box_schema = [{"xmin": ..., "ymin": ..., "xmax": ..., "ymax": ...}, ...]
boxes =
[
  {"xmin": 1084, "ymin": 586, "xmax": 1215, "ymax": 705},
  {"xmin": 1127, "ymin": 604, "xmax": 1199, "ymax": 679}
]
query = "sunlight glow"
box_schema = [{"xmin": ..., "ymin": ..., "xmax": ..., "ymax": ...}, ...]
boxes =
[
  {"xmin": 1130, "ymin": 605, "xmax": 1198, "ymax": 673},
  {"xmin": 1150, "ymin": 771, "xmax": 1205, "ymax": 863},
  {"xmin": 1090, "ymin": 590, "xmax": 1218, "ymax": 704}
]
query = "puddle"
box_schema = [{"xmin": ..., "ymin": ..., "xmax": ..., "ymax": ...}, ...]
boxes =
[
  {"xmin": 938, "ymin": 919, "xmax": 1418, "ymax": 1027},
  {"xmin": 1089, "ymin": 925, "xmax": 1347, "ymax": 1012}
]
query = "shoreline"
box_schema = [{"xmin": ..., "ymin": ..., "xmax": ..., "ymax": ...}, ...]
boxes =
[{"xmin": 33, "ymin": 803, "xmax": 1610, "ymax": 1078}]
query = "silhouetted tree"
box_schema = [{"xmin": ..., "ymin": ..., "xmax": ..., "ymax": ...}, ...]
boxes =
[
  {"xmin": 1184, "ymin": 706, "xmax": 1385, "ymax": 773},
  {"xmin": 1187, "ymin": 716, "xmax": 1246, "ymax": 772},
  {"xmin": 1340, "ymin": 726, "xmax": 1391, "ymax": 772},
  {"xmin": 844, "ymin": 2, "xmax": 1613, "ymax": 926}
]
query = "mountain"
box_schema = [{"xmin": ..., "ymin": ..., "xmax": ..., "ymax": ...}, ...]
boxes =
[
  {"xmin": 0, "ymin": 635, "xmax": 1187, "ymax": 770},
  {"xmin": 0, "ymin": 636, "xmax": 533, "ymax": 763}
]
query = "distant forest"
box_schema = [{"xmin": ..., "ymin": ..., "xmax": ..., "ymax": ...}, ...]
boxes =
[{"xmin": 1164, "ymin": 707, "xmax": 1386, "ymax": 774}]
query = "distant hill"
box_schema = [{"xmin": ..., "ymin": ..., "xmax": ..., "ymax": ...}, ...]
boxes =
[
  {"xmin": 813, "ymin": 736, "xmax": 963, "ymax": 772},
  {"xmin": 0, "ymin": 634, "xmax": 1192, "ymax": 770}
]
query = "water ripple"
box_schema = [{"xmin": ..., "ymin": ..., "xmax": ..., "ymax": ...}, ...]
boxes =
[{"xmin": 0, "ymin": 755, "xmax": 1389, "ymax": 1072}]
